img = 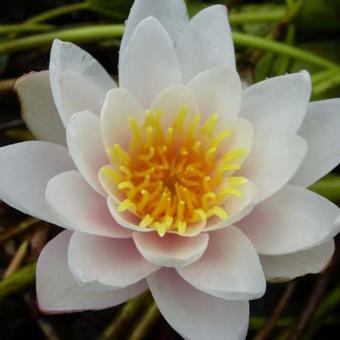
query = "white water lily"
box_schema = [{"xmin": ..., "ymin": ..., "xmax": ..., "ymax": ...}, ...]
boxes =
[{"xmin": 1, "ymin": 0, "xmax": 340, "ymax": 339}]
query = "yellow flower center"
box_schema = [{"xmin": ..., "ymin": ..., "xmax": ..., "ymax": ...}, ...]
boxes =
[{"xmin": 100, "ymin": 106, "xmax": 248, "ymax": 237}]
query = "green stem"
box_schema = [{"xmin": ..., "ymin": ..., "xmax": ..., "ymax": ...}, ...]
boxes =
[
  {"xmin": 232, "ymin": 32, "xmax": 339, "ymax": 69},
  {"xmin": 0, "ymin": 262, "xmax": 36, "ymax": 300},
  {"xmin": 309, "ymin": 176, "xmax": 340, "ymax": 202},
  {"xmin": 311, "ymin": 69, "xmax": 338, "ymax": 85},
  {"xmin": 0, "ymin": 25, "xmax": 125, "ymax": 56},
  {"xmin": 313, "ymin": 71, "xmax": 340, "ymax": 97},
  {"xmin": 0, "ymin": 23, "xmax": 54, "ymax": 35},
  {"xmin": 98, "ymin": 291, "xmax": 152, "ymax": 340},
  {"xmin": 274, "ymin": 24, "xmax": 296, "ymax": 75},
  {"xmin": 229, "ymin": 10, "xmax": 285, "ymax": 25},
  {"xmin": 27, "ymin": 2, "xmax": 90, "ymax": 24},
  {"xmin": 130, "ymin": 303, "xmax": 161, "ymax": 340}
]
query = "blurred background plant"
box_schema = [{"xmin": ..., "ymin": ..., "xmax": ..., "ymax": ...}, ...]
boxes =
[{"xmin": 0, "ymin": 0, "xmax": 339, "ymax": 339}]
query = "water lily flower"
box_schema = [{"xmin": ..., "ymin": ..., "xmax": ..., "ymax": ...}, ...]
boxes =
[{"xmin": 1, "ymin": 0, "xmax": 340, "ymax": 339}]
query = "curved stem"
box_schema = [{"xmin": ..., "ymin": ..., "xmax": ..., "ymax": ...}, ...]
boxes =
[
  {"xmin": 99, "ymin": 291, "xmax": 152, "ymax": 340},
  {"xmin": 232, "ymin": 32, "xmax": 339, "ymax": 69},
  {"xmin": 27, "ymin": 2, "xmax": 90, "ymax": 24},
  {"xmin": 309, "ymin": 176, "xmax": 340, "ymax": 202},
  {"xmin": 0, "ymin": 262, "xmax": 36, "ymax": 300},
  {"xmin": 229, "ymin": 10, "xmax": 285, "ymax": 25},
  {"xmin": 0, "ymin": 23, "xmax": 54, "ymax": 35},
  {"xmin": 130, "ymin": 303, "xmax": 161, "ymax": 340},
  {"xmin": 313, "ymin": 71, "xmax": 340, "ymax": 97},
  {"xmin": 0, "ymin": 25, "xmax": 125, "ymax": 56}
]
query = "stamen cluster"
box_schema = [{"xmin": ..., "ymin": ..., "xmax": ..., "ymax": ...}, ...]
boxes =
[{"xmin": 100, "ymin": 107, "xmax": 248, "ymax": 236}]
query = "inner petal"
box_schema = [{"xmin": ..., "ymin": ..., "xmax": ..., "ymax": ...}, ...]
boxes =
[{"xmin": 99, "ymin": 106, "xmax": 252, "ymax": 237}]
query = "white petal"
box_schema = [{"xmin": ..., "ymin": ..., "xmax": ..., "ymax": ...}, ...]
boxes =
[
  {"xmin": 178, "ymin": 227, "xmax": 266, "ymax": 300},
  {"xmin": 0, "ymin": 141, "xmax": 74, "ymax": 224},
  {"xmin": 37, "ymin": 231, "xmax": 147, "ymax": 313},
  {"xmin": 237, "ymin": 185, "xmax": 340, "ymax": 255},
  {"xmin": 15, "ymin": 71, "xmax": 66, "ymax": 145},
  {"xmin": 187, "ymin": 64, "xmax": 241, "ymax": 120},
  {"xmin": 67, "ymin": 111, "xmax": 107, "ymax": 195},
  {"xmin": 101, "ymin": 88, "xmax": 144, "ymax": 150},
  {"xmin": 240, "ymin": 71, "xmax": 311, "ymax": 133},
  {"xmin": 120, "ymin": 0, "xmax": 188, "ymax": 63},
  {"xmin": 291, "ymin": 98, "xmax": 340, "ymax": 187},
  {"xmin": 147, "ymin": 269, "xmax": 249, "ymax": 340},
  {"xmin": 150, "ymin": 85, "xmax": 198, "ymax": 129},
  {"xmin": 241, "ymin": 131, "xmax": 307, "ymax": 203},
  {"xmin": 176, "ymin": 5, "xmax": 235, "ymax": 83},
  {"xmin": 205, "ymin": 180, "xmax": 257, "ymax": 232},
  {"xmin": 260, "ymin": 240, "xmax": 335, "ymax": 283},
  {"xmin": 49, "ymin": 39, "xmax": 115, "ymax": 125},
  {"xmin": 133, "ymin": 232, "xmax": 209, "ymax": 267},
  {"xmin": 46, "ymin": 171, "xmax": 131, "ymax": 238},
  {"xmin": 119, "ymin": 17, "xmax": 182, "ymax": 108},
  {"xmin": 68, "ymin": 232, "xmax": 159, "ymax": 288}
]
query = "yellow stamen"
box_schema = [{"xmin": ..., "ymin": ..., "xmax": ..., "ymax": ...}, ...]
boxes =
[{"xmin": 99, "ymin": 107, "xmax": 249, "ymax": 236}]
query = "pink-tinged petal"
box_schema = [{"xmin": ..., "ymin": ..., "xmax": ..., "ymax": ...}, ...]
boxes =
[
  {"xmin": 0, "ymin": 141, "xmax": 74, "ymax": 224},
  {"xmin": 46, "ymin": 171, "xmax": 131, "ymax": 239},
  {"xmin": 133, "ymin": 232, "xmax": 209, "ymax": 267},
  {"xmin": 260, "ymin": 240, "xmax": 335, "ymax": 283},
  {"xmin": 147, "ymin": 269, "xmax": 249, "ymax": 340},
  {"xmin": 67, "ymin": 111, "xmax": 107, "ymax": 196},
  {"xmin": 68, "ymin": 232, "xmax": 159, "ymax": 288},
  {"xmin": 101, "ymin": 88, "xmax": 144, "ymax": 150},
  {"xmin": 176, "ymin": 5, "xmax": 235, "ymax": 83},
  {"xmin": 241, "ymin": 131, "xmax": 307, "ymax": 203},
  {"xmin": 205, "ymin": 181, "xmax": 257, "ymax": 232},
  {"xmin": 49, "ymin": 39, "xmax": 116, "ymax": 126},
  {"xmin": 291, "ymin": 99, "xmax": 340, "ymax": 187},
  {"xmin": 240, "ymin": 71, "xmax": 311, "ymax": 134},
  {"xmin": 119, "ymin": 17, "xmax": 182, "ymax": 108},
  {"xmin": 187, "ymin": 64, "xmax": 241, "ymax": 120},
  {"xmin": 107, "ymin": 196, "xmax": 152, "ymax": 233},
  {"xmin": 238, "ymin": 185, "xmax": 340, "ymax": 255},
  {"xmin": 120, "ymin": 0, "xmax": 188, "ymax": 64},
  {"xmin": 15, "ymin": 71, "xmax": 66, "ymax": 146},
  {"xmin": 178, "ymin": 227, "xmax": 266, "ymax": 300},
  {"xmin": 37, "ymin": 231, "xmax": 147, "ymax": 313},
  {"xmin": 150, "ymin": 85, "xmax": 198, "ymax": 129}
]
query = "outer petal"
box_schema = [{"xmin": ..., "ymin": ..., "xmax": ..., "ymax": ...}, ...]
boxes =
[
  {"xmin": 119, "ymin": 17, "xmax": 182, "ymax": 108},
  {"xmin": 240, "ymin": 71, "xmax": 311, "ymax": 134},
  {"xmin": 49, "ymin": 39, "xmax": 116, "ymax": 125},
  {"xmin": 260, "ymin": 240, "xmax": 335, "ymax": 283},
  {"xmin": 0, "ymin": 141, "xmax": 74, "ymax": 224},
  {"xmin": 237, "ymin": 185, "xmax": 340, "ymax": 255},
  {"xmin": 68, "ymin": 232, "xmax": 159, "ymax": 288},
  {"xmin": 101, "ymin": 88, "xmax": 144, "ymax": 150},
  {"xmin": 67, "ymin": 111, "xmax": 107, "ymax": 195},
  {"xmin": 187, "ymin": 64, "xmax": 241, "ymax": 120},
  {"xmin": 37, "ymin": 231, "xmax": 147, "ymax": 313},
  {"xmin": 291, "ymin": 99, "xmax": 340, "ymax": 187},
  {"xmin": 147, "ymin": 269, "xmax": 249, "ymax": 340},
  {"xmin": 178, "ymin": 227, "xmax": 266, "ymax": 300},
  {"xmin": 119, "ymin": 0, "xmax": 188, "ymax": 63},
  {"xmin": 46, "ymin": 171, "xmax": 131, "ymax": 239},
  {"xmin": 241, "ymin": 131, "xmax": 307, "ymax": 203},
  {"xmin": 15, "ymin": 71, "xmax": 66, "ymax": 145},
  {"xmin": 176, "ymin": 5, "xmax": 235, "ymax": 83},
  {"xmin": 133, "ymin": 232, "xmax": 209, "ymax": 267}
]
